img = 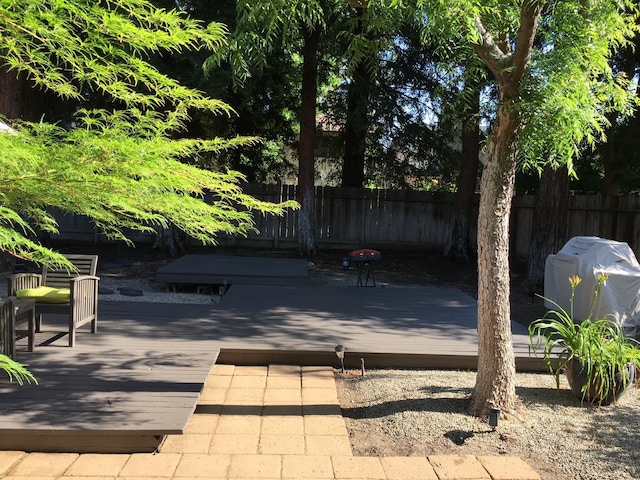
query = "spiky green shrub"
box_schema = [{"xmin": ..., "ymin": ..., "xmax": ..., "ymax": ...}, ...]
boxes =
[{"xmin": 529, "ymin": 274, "xmax": 640, "ymax": 405}]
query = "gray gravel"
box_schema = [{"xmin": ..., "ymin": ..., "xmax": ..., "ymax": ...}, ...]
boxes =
[
  {"xmin": 98, "ymin": 277, "xmax": 213, "ymax": 304},
  {"xmin": 0, "ymin": 272, "xmax": 213, "ymax": 305},
  {"xmin": 336, "ymin": 368, "xmax": 640, "ymax": 480}
]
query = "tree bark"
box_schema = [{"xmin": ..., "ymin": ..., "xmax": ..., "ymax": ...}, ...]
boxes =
[
  {"xmin": 297, "ymin": 24, "xmax": 320, "ymax": 257},
  {"xmin": 602, "ymin": 108, "xmax": 639, "ymax": 195},
  {"xmin": 342, "ymin": 7, "xmax": 370, "ymax": 188},
  {"xmin": 469, "ymin": 1, "xmax": 543, "ymax": 417},
  {"xmin": 525, "ymin": 165, "xmax": 570, "ymax": 294},
  {"xmin": 470, "ymin": 88, "xmax": 518, "ymax": 416},
  {"xmin": 152, "ymin": 224, "xmax": 186, "ymax": 257},
  {"xmin": 602, "ymin": 41, "xmax": 639, "ymax": 195},
  {"xmin": 444, "ymin": 79, "xmax": 480, "ymax": 261},
  {"xmin": 0, "ymin": 69, "xmax": 47, "ymax": 121}
]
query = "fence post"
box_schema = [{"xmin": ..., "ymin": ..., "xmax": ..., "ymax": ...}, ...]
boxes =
[{"xmin": 274, "ymin": 182, "xmax": 281, "ymax": 250}]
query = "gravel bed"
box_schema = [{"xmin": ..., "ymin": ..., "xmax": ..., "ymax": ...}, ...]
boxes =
[
  {"xmin": 0, "ymin": 273, "xmax": 213, "ymax": 305},
  {"xmin": 336, "ymin": 368, "xmax": 640, "ymax": 480},
  {"xmin": 98, "ymin": 277, "xmax": 213, "ymax": 304}
]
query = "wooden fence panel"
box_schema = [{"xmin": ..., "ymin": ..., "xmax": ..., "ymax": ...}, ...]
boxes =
[
  {"xmin": 48, "ymin": 185, "xmax": 640, "ymax": 260},
  {"xmin": 510, "ymin": 195, "xmax": 535, "ymax": 257},
  {"xmin": 378, "ymin": 189, "xmax": 404, "ymax": 243},
  {"xmin": 618, "ymin": 196, "xmax": 640, "ymax": 254},
  {"xmin": 362, "ymin": 188, "xmax": 382, "ymax": 244},
  {"xmin": 568, "ymin": 195, "xmax": 602, "ymax": 239}
]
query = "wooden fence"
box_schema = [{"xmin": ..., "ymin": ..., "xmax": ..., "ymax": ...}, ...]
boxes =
[{"xmin": 52, "ymin": 184, "xmax": 640, "ymax": 258}]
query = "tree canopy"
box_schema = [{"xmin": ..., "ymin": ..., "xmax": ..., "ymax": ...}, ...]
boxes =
[
  {"xmin": 415, "ymin": 0, "xmax": 639, "ymax": 415},
  {"xmin": 0, "ymin": 0, "xmax": 295, "ymax": 267}
]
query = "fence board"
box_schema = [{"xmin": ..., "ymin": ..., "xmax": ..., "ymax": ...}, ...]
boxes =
[{"xmin": 49, "ymin": 185, "xmax": 640, "ymax": 259}]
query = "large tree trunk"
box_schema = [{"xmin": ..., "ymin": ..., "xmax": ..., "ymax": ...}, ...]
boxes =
[
  {"xmin": 602, "ymin": 42, "xmax": 639, "ymax": 195},
  {"xmin": 470, "ymin": 85, "xmax": 518, "ymax": 416},
  {"xmin": 469, "ymin": 1, "xmax": 543, "ymax": 417},
  {"xmin": 602, "ymin": 108, "xmax": 639, "ymax": 195},
  {"xmin": 0, "ymin": 70, "xmax": 47, "ymax": 121},
  {"xmin": 525, "ymin": 165, "xmax": 570, "ymax": 294},
  {"xmin": 444, "ymin": 79, "xmax": 480, "ymax": 260},
  {"xmin": 297, "ymin": 24, "xmax": 320, "ymax": 257},
  {"xmin": 152, "ymin": 224, "xmax": 186, "ymax": 257},
  {"xmin": 342, "ymin": 7, "xmax": 370, "ymax": 188}
]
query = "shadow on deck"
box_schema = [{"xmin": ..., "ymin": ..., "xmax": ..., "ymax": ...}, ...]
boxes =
[{"xmin": 0, "ymin": 282, "xmax": 541, "ymax": 453}]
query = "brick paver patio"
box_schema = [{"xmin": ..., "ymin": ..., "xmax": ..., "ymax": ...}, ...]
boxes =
[{"xmin": 0, "ymin": 364, "xmax": 541, "ymax": 479}]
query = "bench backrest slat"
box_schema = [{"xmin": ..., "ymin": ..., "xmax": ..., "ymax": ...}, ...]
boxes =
[{"xmin": 42, "ymin": 255, "xmax": 98, "ymax": 288}]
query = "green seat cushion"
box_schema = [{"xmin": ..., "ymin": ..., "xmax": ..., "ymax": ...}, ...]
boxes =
[{"xmin": 17, "ymin": 286, "xmax": 71, "ymax": 303}]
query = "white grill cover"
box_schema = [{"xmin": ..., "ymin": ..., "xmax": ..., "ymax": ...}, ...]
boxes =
[{"xmin": 544, "ymin": 236, "xmax": 640, "ymax": 335}]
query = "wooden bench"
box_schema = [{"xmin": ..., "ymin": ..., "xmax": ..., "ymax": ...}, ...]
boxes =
[
  {"xmin": 8, "ymin": 254, "xmax": 99, "ymax": 347},
  {"xmin": 0, "ymin": 297, "xmax": 35, "ymax": 358}
]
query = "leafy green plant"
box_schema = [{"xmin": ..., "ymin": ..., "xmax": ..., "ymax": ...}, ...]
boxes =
[
  {"xmin": 529, "ymin": 274, "xmax": 640, "ymax": 405},
  {"xmin": 0, "ymin": 354, "xmax": 37, "ymax": 386},
  {"xmin": 0, "ymin": 1, "xmax": 297, "ymax": 269}
]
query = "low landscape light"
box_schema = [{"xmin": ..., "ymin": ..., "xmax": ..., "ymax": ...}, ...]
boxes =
[
  {"xmin": 489, "ymin": 408, "xmax": 500, "ymax": 429},
  {"xmin": 335, "ymin": 344, "xmax": 345, "ymax": 373}
]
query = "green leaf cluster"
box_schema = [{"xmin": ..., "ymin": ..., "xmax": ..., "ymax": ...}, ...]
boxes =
[
  {"xmin": 0, "ymin": 0, "xmax": 298, "ymax": 267},
  {"xmin": 416, "ymin": 0, "xmax": 639, "ymax": 175},
  {"xmin": 1, "ymin": 0, "xmax": 231, "ymax": 125},
  {"xmin": 518, "ymin": 0, "xmax": 639, "ymax": 173}
]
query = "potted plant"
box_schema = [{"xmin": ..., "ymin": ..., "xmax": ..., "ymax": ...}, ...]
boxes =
[{"xmin": 529, "ymin": 273, "xmax": 640, "ymax": 405}]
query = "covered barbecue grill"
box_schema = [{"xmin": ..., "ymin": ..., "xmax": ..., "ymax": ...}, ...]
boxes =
[{"xmin": 544, "ymin": 236, "xmax": 640, "ymax": 336}]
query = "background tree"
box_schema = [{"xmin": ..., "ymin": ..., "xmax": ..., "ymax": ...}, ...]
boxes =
[
  {"xmin": 323, "ymin": 21, "xmax": 460, "ymax": 189},
  {"xmin": 443, "ymin": 77, "xmax": 482, "ymax": 261},
  {"xmin": 297, "ymin": 21, "xmax": 322, "ymax": 256},
  {"xmin": 600, "ymin": 36, "xmax": 640, "ymax": 195},
  {"xmin": 153, "ymin": 0, "xmax": 301, "ymax": 184},
  {"xmin": 420, "ymin": 0, "xmax": 638, "ymax": 415},
  {"xmin": 342, "ymin": 3, "xmax": 371, "ymax": 188},
  {"xmin": 0, "ymin": 0, "xmax": 295, "ymax": 267},
  {"xmin": 212, "ymin": 0, "xmax": 347, "ymax": 256},
  {"xmin": 525, "ymin": 165, "xmax": 570, "ymax": 293}
]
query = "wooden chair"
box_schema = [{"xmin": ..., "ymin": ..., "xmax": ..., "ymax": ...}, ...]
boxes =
[
  {"xmin": 8, "ymin": 254, "xmax": 99, "ymax": 347},
  {"xmin": 0, "ymin": 297, "xmax": 35, "ymax": 358}
]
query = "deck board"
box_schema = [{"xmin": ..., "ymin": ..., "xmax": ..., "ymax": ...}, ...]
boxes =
[
  {"xmin": 155, "ymin": 254, "xmax": 309, "ymax": 287},
  {"xmin": 1, "ymin": 313, "xmax": 219, "ymax": 452},
  {"xmin": 1, "ymin": 283, "xmax": 537, "ymax": 453}
]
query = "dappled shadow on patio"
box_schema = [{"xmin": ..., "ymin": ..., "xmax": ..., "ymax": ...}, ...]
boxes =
[{"xmin": 2, "ymin": 283, "xmax": 532, "ymax": 453}]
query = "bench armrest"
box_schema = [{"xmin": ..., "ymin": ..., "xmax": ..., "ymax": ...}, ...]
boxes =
[
  {"xmin": 69, "ymin": 275, "xmax": 100, "ymax": 294},
  {"xmin": 8, "ymin": 273, "xmax": 42, "ymax": 296}
]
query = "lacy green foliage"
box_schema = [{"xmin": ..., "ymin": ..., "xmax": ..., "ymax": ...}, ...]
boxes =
[
  {"xmin": 206, "ymin": 0, "xmax": 336, "ymax": 89},
  {"xmin": 518, "ymin": 0, "xmax": 639, "ymax": 173},
  {"xmin": 417, "ymin": 0, "xmax": 639, "ymax": 173},
  {"xmin": 0, "ymin": 0, "xmax": 231, "ymax": 128},
  {"xmin": 0, "ymin": 113, "xmax": 296, "ymax": 263},
  {"xmin": 207, "ymin": 0, "xmax": 404, "ymax": 89},
  {"xmin": 0, "ymin": 354, "xmax": 37, "ymax": 386},
  {"xmin": 529, "ymin": 274, "xmax": 640, "ymax": 405},
  {"xmin": 0, "ymin": 1, "xmax": 298, "ymax": 267}
]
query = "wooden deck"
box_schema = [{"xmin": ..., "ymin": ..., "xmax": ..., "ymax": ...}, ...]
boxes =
[
  {"xmin": 0, "ymin": 283, "xmax": 539, "ymax": 453},
  {"xmin": 155, "ymin": 254, "xmax": 309, "ymax": 289},
  {"xmin": 0, "ymin": 311, "xmax": 219, "ymax": 453}
]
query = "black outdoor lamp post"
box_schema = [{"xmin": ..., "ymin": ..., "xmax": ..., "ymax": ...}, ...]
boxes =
[{"xmin": 489, "ymin": 408, "xmax": 500, "ymax": 429}]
